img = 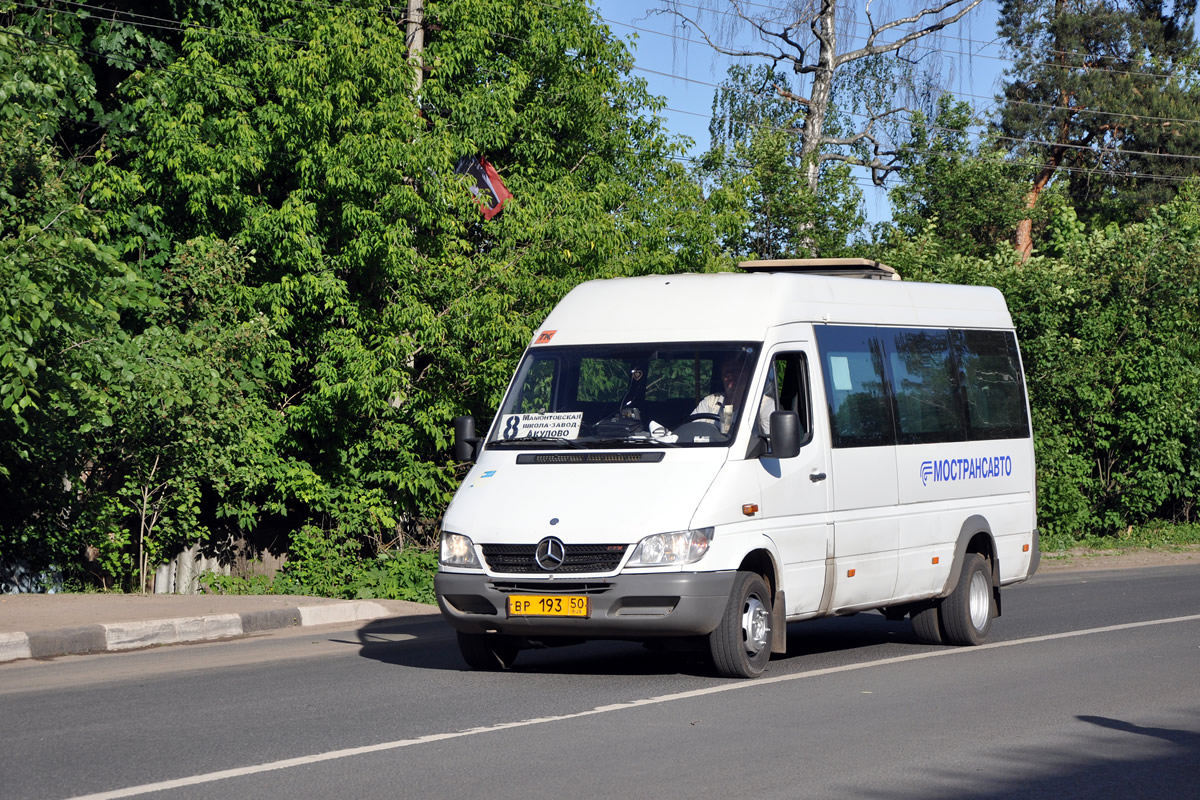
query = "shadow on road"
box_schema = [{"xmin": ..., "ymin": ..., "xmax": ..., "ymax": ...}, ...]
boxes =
[
  {"xmin": 846, "ymin": 711, "xmax": 1200, "ymax": 800},
  {"xmin": 352, "ymin": 609, "xmax": 927, "ymax": 678}
]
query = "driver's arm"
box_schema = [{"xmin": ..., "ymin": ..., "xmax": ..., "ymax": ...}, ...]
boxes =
[{"xmin": 693, "ymin": 394, "xmax": 721, "ymax": 416}]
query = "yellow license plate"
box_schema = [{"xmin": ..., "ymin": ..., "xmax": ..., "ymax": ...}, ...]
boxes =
[{"xmin": 507, "ymin": 595, "xmax": 590, "ymax": 618}]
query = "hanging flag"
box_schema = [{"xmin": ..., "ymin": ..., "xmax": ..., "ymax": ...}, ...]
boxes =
[{"xmin": 454, "ymin": 155, "xmax": 513, "ymax": 220}]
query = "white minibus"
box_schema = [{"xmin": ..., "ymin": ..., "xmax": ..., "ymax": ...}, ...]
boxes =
[{"xmin": 436, "ymin": 260, "xmax": 1039, "ymax": 677}]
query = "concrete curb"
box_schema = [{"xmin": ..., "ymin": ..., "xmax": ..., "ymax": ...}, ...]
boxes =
[{"xmin": 0, "ymin": 601, "xmax": 397, "ymax": 664}]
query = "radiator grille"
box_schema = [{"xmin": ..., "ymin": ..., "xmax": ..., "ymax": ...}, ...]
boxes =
[
  {"xmin": 481, "ymin": 543, "xmax": 628, "ymax": 574},
  {"xmin": 491, "ymin": 582, "xmax": 614, "ymax": 595}
]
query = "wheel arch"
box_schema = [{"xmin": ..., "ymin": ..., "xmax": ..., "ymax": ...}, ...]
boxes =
[
  {"xmin": 738, "ymin": 544, "xmax": 787, "ymax": 654},
  {"xmin": 738, "ymin": 546, "xmax": 780, "ymax": 596},
  {"xmin": 938, "ymin": 515, "xmax": 999, "ymax": 602}
]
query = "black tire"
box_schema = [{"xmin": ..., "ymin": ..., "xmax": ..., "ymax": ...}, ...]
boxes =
[
  {"xmin": 709, "ymin": 571, "xmax": 773, "ymax": 678},
  {"xmin": 456, "ymin": 631, "xmax": 520, "ymax": 670},
  {"xmin": 910, "ymin": 602, "xmax": 944, "ymax": 644},
  {"xmin": 940, "ymin": 553, "xmax": 994, "ymax": 646}
]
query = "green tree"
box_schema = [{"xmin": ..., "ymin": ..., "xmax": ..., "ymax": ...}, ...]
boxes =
[
  {"xmin": 888, "ymin": 94, "xmax": 1039, "ymax": 257},
  {"xmin": 886, "ymin": 183, "xmax": 1200, "ymax": 538},
  {"xmin": 998, "ymin": 0, "xmax": 1200, "ymax": 256},
  {"xmin": 10, "ymin": 0, "xmax": 725, "ymax": 590}
]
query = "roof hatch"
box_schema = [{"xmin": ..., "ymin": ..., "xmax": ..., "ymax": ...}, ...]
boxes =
[{"xmin": 738, "ymin": 257, "xmax": 901, "ymax": 281}]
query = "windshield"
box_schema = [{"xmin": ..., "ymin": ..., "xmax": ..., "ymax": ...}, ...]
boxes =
[{"xmin": 488, "ymin": 343, "xmax": 761, "ymax": 448}]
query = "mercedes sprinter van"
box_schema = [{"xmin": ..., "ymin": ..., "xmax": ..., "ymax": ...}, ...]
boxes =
[{"xmin": 436, "ymin": 260, "xmax": 1039, "ymax": 677}]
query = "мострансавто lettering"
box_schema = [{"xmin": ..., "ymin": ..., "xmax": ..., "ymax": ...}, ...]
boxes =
[{"xmin": 920, "ymin": 456, "xmax": 1013, "ymax": 486}]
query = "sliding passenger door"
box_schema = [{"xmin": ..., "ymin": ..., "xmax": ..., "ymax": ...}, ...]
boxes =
[{"xmin": 813, "ymin": 326, "xmax": 900, "ymax": 610}]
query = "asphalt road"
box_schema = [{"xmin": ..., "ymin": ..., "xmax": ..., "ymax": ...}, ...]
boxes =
[{"xmin": 2, "ymin": 565, "xmax": 1198, "ymax": 800}]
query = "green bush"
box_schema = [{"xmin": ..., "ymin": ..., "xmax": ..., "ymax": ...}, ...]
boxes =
[
  {"xmin": 198, "ymin": 543, "xmax": 437, "ymax": 604},
  {"xmin": 886, "ymin": 185, "xmax": 1200, "ymax": 541},
  {"xmin": 348, "ymin": 549, "xmax": 438, "ymax": 604}
]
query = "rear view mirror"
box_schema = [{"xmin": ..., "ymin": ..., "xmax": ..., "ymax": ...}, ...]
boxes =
[
  {"xmin": 453, "ymin": 416, "xmax": 480, "ymax": 463},
  {"xmin": 767, "ymin": 411, "xmax": 801, "ymax": 459}
]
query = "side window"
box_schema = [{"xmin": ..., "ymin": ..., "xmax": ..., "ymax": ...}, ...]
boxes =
[
  {"xmin": 885, "ymin": 329, "xmax": 966, "ymax": 444},
  {"xmin": 766, "ymin": 351, "xmax": 812, "ymax": 441},
  {"xmin": 955, "ymin": 330, "xmax": 1030, "ymax": 439},
  {"xmin": 815, "ymin": 326, "xmax": 895, "ymax": 448}
]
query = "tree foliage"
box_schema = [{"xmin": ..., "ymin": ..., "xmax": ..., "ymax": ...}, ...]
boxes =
[
  {"xmin": 886, "ymin": 183, "xmax": 1200, "ymax": 537},
  {"xmin": 889, "ymin": 94, "xmax": 1044, "ymax": 257},
  {"xmin": 0, "ymin": 0, "xmax": 735, "ymax": 591},
  {"xmin": 700, "ymin": 63, "xmax": 864, "ymax": 258},
  {"xmin": 997, "ymin": 0, "xmax": 1200, "ymax": 254},
  {"xmin": 4, "ymin": 0, "xmax": 1200, "ymax": 594}
]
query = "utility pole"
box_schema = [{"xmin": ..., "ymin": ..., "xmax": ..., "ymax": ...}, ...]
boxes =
[{"xmin": 406, "ymin": 0, "xmax": 424, "ymax": 93}]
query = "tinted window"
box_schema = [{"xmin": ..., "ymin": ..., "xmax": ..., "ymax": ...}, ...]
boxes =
[
  {"xmin": 644, "ymin": 354, "xmax": 704, "ymax": 403},
  {"xmin": 816, "ymin": 325, "xmax": 1030, "ymax": 449},
  {"xmin": 885, "ymin": 329, "xmax": 966, "ymax": 444},
  {"xmin": 954, "ymin": 330, "xmax": 1030, "ymax": 440},
  {"xmin": 514, "ymin": 358, "xmax": 556, "ymax": 413},
  {"xmin": 815, "ymin": 327, "xmax": 894, "ymax": 448},
  {"xmin": 577, "ymin": 357, "xmax": 631, "ymax": 403}
]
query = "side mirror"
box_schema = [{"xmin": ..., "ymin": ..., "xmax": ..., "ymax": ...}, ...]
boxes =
[
  {"xmin": 453, "ymin": 415, "xmax": 480, "ymax": 463},
  {"xmin": 766, "ymin": 410, "xmax": 801, "ymax": 459}
]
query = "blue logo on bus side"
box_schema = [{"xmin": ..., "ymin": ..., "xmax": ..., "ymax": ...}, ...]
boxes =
[{"xmin": 920, "ymin": 456, "xmax": 1013, "ymax": 486}]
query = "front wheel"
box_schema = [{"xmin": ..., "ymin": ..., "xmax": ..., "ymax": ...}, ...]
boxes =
[
  {"xmin": 456, "ymin": 631, "xmax": 520, "ymax": 670},
  {"xmin": 940, "ymin": 553, "xmax": 995, "ymax": 645},
  {"xmin": 709, "ymin": 571, "xmax": 773, "ymax": 678}
]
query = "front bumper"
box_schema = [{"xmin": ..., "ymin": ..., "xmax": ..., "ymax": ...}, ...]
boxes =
[{"xmin": 435, "ymin": 570, "xmax": 737, "ymax": 638}]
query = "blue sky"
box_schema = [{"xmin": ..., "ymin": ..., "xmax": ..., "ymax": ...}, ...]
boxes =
[{"xmin": 592, "ymin": 0, "xmax": 1013, "ymax": 224}]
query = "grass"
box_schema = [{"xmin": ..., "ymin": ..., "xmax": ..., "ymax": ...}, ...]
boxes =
[{"xmin": 1041, "ymin": 522, "xmax": 1200, "ymax": 555}]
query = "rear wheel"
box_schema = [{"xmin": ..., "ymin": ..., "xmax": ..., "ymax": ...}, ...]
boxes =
[
  {"xmin": 910, "ymin": 603, "xmax": 944, "ymax": 644},
  {"xmin": 940, "ymin": 553, "xmax": 994, "ymax": 645},
  {"xmin": 456, "ymin": 631, "xmax": 520, "ymax": 670},
  {"xmin": 709, "ymin": 571, "xmax": 773, "ymax": 678}
]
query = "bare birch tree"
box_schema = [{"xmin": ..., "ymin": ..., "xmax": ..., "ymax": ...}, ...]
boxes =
[{"xmin": 663, "ymin": 0, "xmax": 985, "ymax": 193}]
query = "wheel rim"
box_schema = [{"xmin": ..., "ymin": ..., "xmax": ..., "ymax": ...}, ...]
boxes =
[
  {"xmin": 742, "ymin": 594, "xmax": 770, "ymax": 655},
  {"xmin": 968, "ymin": 568, "xmax": 990, "ymax": 631}
]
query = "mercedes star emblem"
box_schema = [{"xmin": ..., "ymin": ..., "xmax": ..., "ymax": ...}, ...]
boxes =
[{"xmin": 535, "ymin": 536, "xmax": 566, "ymax": 571}]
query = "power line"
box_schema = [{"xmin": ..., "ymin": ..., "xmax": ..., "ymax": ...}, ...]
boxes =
[
  {"xmin": 656, "ymin": 0, "xmax": 1200, "ymax": 80},
  {"xmin": 638, "ymin": 61, "xmax": 1200, "ymax": 154},
  {"xmin": 23, "ymin": 0, "xmax": 1200, "ymax": 135},
  {"xmin": 608, "ymin": 9, "xmax": 1199, "ymax": 87},
  {"xmin": 8, "ymin": 2, "xmax": 1197, "ymax": 192}
]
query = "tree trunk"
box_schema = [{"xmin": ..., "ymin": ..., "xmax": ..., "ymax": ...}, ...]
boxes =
[
  {"xmin": 1015, "ymin": 166, "xmax": 1055, "ymax": 260},
  {"xmin": 800, "ymin": 1, "xmax": 837, "ymax": 196},
  {"xmin": 1014, "ymin": 0, "xmax": 1067, "ymax": 261},
  {"xmin": 406, "ymin": 0, "xmax": 424, "ymax": 93}
]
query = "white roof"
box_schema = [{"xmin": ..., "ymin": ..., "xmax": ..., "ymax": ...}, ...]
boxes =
[{"xmin": 533, "ymin": 272, "xmax": 1014, "ymax": 347}]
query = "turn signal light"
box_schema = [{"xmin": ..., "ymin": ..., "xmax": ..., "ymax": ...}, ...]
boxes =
[
  {"xmin": 932, "ymin": 556, "xmax": 940, "ymax": 565},
  {"xmin": 742, "ymin": 504, "xmax": 759, "ymax": 517},
  {"xmin": 1023, "ymin": 544, "xmax": 1031, "ymax": 552},
  {"xmin": 847, "ymin": 569, "xmax": 856, "ymax": 578}
]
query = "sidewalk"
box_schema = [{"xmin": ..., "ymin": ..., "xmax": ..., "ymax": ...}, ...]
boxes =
[
  {"xmin": 0, "ymin": 593, "xmax": 439, "ymax": 663},
  {"xmin": 3, "ymin": 547, "xmax": 1196, "ymax": 664}
]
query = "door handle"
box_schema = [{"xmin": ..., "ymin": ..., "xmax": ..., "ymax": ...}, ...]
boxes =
[{"xmin": 809, "ymin": 471, "xmax": 827, "ymax": 482}]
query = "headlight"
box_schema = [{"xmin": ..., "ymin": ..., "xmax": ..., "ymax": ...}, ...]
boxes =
[
  {"xmin": 439, "ymin": 531, "xmax": 481, "ymax": 568},
  {"xmin": 627, "ymin": 527, "xmax": 713, "ymax": 566}
]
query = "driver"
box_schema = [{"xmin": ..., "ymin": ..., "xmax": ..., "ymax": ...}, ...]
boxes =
[{"xmin": 692, "ymin": 355, "xmax": 774, "ymax": 434}]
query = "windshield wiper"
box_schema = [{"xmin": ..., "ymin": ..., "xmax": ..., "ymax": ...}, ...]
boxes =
[
  {"xmin": 587, "ymin": 436, "xmax": 679, "ymax": 448},
  {"xmin": 488, "ymin": 436, "xmax": 586, "ymax": 449}
]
